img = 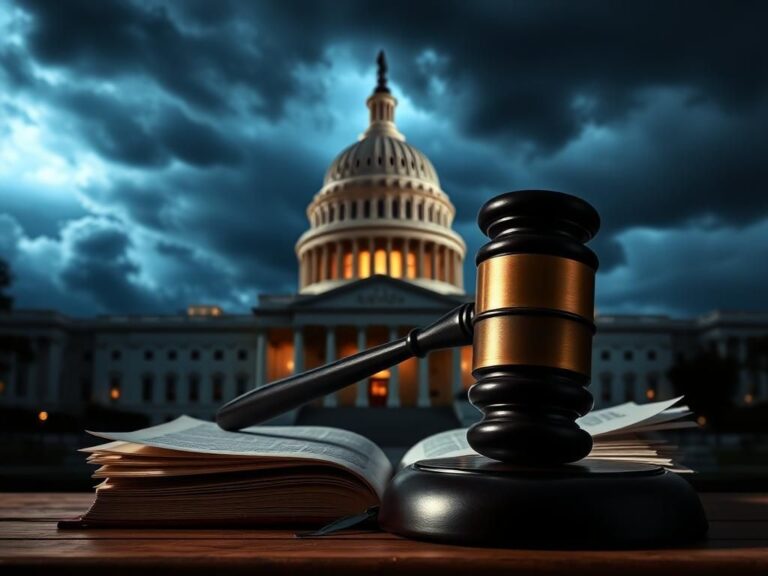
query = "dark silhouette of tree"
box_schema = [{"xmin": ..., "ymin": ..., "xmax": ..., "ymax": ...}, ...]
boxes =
[
  {"xmin": 0, "ymin": 258, "xmax": 12, "ymax": 311},
  {"xmin": 668, "ymin": 351, "xmax": 739, "ymax": 428}
]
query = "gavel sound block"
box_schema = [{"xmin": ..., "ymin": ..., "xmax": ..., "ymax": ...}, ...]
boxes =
[{"xmin": 217, "ymin": 190, "xmax": 708, "ymax": 548}]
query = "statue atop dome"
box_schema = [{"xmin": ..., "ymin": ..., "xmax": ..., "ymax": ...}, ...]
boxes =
[{"xmin": 375, "ymin": 50, "xmax": 390, "ymax": 94}]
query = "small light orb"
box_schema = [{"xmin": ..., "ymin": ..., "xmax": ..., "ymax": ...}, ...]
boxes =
[{"xmin": 38, "ymin": 410, "xmax": 48, "ymax": 422}]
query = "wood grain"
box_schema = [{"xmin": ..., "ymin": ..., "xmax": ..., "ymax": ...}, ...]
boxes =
[{"xmin": 1, "ymin": 493, "xmax": 768, "ymax": 575}]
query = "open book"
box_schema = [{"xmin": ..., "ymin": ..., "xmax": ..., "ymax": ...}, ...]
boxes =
[{"xmin": 70, "ymin": 397, "xmax": 695, "ymax": 527}]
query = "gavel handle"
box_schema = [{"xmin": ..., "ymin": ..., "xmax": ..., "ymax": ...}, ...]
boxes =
[{"xmin": 216, "ymin": 302, "xmax": 474, "ymax": 431}]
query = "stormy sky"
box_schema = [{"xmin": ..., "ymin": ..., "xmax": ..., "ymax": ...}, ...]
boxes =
[{"xmin": 1, "ymin": 0, "xmax": 766, "ymax": 317}]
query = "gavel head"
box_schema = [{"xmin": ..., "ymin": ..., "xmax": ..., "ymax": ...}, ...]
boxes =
[{"xmin": 468, "ymin": 190, "xmax": 600, "ymax": 465}]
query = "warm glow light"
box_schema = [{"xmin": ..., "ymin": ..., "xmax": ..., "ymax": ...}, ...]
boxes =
[
  {"xmin": 110, "ymin": 387, "xmax": 121, "ymax": 400},
  {"xmin": 745, "ymin": 393, "xmax": 754, "ymax": 404},
  {"xmin": 187, "ymin": 305, "xmax": 223, "ymax": 317},
  {"xmin": 374, "ymin": 248, "xmax": 387, "ymax": 274},
  {"xmin": 359, "ymin": 250, "xmax": 371, "ymax": 278},
  {"xmin": 390, "ymin": 250, "xmax": 403, "ymax": 278},
  {"xmin": 407, "ymin": 252, "xmax": 416, "ymax": 279},
  {"xmin": 286, "ymin": 359, "xmax": 295, "ymax": 371},
  {"xmin": 461, "ymin": 361, "xmax": 469, "ymax": 371},
  {"xmin": 696, "ymin": 415, "xmax": 707, "ymax": 426},
  {"xmin": 372, "ymin": 369, "xmax": 391, "ymax": 378},
  {"xmin": 370, "ymin": 380, "xmax": 388, "ymax": 397},
  {"xmin": 343, "ymin": 252, "xmax": 353, "ymax": 279},
  {"xmin": 38, "ymin": 410, "xmax": 48, "ymax": 422},
  {"xmin": 645, "ymin": 388, "xmax": 656, "ymax": 400}
]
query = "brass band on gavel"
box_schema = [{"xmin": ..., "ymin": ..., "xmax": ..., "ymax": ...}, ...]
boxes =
[
  {"xmin": 473, "ymin": 253, "xmax": 595, "ymax": 377},
  {"xmin": 467, "ymin": 190, "xmax": 601, "ymax": 465}
]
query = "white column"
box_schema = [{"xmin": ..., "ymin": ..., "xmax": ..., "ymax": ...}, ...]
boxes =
[
  {"xmin": 336, "ymin": 241, "xmax": 343, "ymax": 280},
  {"xmin": 418, "ymin": 356, "xmax": 430, "ymax": 407},
  {"xmin": 387, "ymin": 326, "xmax": 400, "ymax": 408},
  {"xmin": 293, "ymin": 328, "xmax": 304, "ymax": 375},
  {"xmin": 403, "ymin": 238, "xmax": 410, "ymax": 279},
  {"xmin": 323, "ymin": 328, "xmax": 337, "ymax": 407},
  {"xmin": 452, "ymin": 348, "xmax": 462, "ymax": 399},
  {"xmin": 256, "ymin": 330, "xmax": 267, "ymax": 387},
  {"xmin": 356, "ymin": 327, "xmax": 368, "ymax": 407},
  {"xmin": 320, "ymin": 245, "xmax": 328, "ymax": 282},
  {"xmin": 418, "ymin": 240, "xmax": 425, "ymax": 278},
  {"xmin": 352, "ymin": 238, "xmax": 359, "ymax": 278},
  {"xmin": 431, "ymin": 243, "xmax": 437, "ymax": 280},
  {"xmin": 443, "ymin": 245, "xmax": 450, "ymax": 283},
  {"xmin": 457, "ymin": 252, "xmax": 464, "ymax": 290}
]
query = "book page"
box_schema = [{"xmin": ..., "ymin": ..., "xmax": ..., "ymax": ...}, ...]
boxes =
[
  {"xmin": 400, "ymin": 397, "xmax": 687, "ymax": 468},
  {"xmin": 577, "ymin": 397, "xmax": 683, "ymax": 437},
  {"xmin": 88, "ymin": 416, "xmax": 393, "ymax": 498}
]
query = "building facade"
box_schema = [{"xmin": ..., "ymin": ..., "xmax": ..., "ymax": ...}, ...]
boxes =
[{"xmin": 1, "ymin": 56, "xmax": 767, "ymax": 425}]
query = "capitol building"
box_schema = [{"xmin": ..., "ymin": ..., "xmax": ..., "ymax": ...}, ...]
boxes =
[{"xmin": 1, "ymin": 55, "xmax": 767, "ymax": 432}]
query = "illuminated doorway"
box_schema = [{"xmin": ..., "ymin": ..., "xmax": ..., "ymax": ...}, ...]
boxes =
[{"xmin": 368, "ymin": 370, "xmax": 390, "ymax": 407}]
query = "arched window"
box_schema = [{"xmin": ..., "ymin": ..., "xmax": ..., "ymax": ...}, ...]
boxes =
[
  {"xmin": 392, "ymin": 199, "xmax": 400, "ymax": 218},
  {"xmin": 428, "ymin": 205, "xmax": 434, "ymax": 222},
  {"xmin": 165, "ymin": 373, "xmax": 177, "ymax": 403},
  {"xmin": 351, "ymin": 202, "xmax": 358, "ymax": 219},
  {"xmin": 236, "ymin": 374, "xmax": 250, "ymax": 396},
  {"xmin": 377, "ymin": 198, "xmax": 385, "ymax": 218},
  {"xmin": 405, "ymin": 199, "xmax": 412, "ymax": 219},
  {"xmin": 623, "ymin": 372, "xmax": 636, "ymax": 402},
  {"xmin": 188, "ymin": 374, "xmax": 200, "ymax": 402},
  {"xmin": 212, "ymin": 374, "xmax": 224, "ymax": 402},
  {"xmin": 363, "ymin": 200, "xmax": 371, "ymax": 219},
  {"xmin": 339, "ymin": 203, "xmax": 346, "ymax": 221},
  {"xmin": 600, "ymin": 373, "xmax": 613, "ymax": 404},
  {"xmin": 417, "ymin": 203, "xmax": 424, "ymax": 220},
  {"xmin": 142, "ymin": 374, "xmax": 154, "ymax": 402}
]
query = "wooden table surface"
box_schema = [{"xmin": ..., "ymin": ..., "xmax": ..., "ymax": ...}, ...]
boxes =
[{"xmin": 1, "ymin": 492, "xmax": 768, "ymax": 575}]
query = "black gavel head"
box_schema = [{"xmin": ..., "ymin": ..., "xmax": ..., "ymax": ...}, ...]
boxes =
[{"xmin": 468, "ymin": 190, "xmax": 600, "ymax": 465}]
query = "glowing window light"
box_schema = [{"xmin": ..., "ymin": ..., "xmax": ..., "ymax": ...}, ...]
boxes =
[
  {"xmin": 696, "ymin": 415, "xmax": 707, "ymax": 426},
  {"xmin": 406, "ymin": 252, "xmax": 416, "ymax": 279},
  {"xmin": 645, "ymin": 388, "xmax": 656, "ymax": 400},
  {"xmin": 38, "ymin": 410, "xmax": 48, "ymax": 422},
  {"xmin": 358, "ymin": 250, "xmax": 371, "ymax": 278},
  {"xmin": 390, "ymin": 250, "xmax": 403, "ymax": 278},
  {"xmin": 110, "ymin": 387, "xmax": 121, "ymax": 400},
  {"xmin": 286, "ymin": 359, "xmax": 295, "ymax": 371},
  {"xmin": 374, "ymin": 249, "xmax": 387, "ymax": 274},
  {"xmin": 343, "ymin": 252, "xmax": 353, "ymax": 279}
]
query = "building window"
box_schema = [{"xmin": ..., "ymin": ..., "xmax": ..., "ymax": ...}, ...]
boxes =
[
  {"xmin": 190, "ymin": 350, "xmax": 200, "ymax": 361},
  {"xmin": 144, "ymin": 350, "xmax": 154, "ymax": 361},
  {"xmin": 624, "ymin": 350, "xmax": 634, "ymax": 361},
  {"xmin": 214, "ymin": 350, "xmax": 224, "ymax": 361},
  {"xmin": 405, "ymin": 200, "xmax": 412, "ymax": 219},
  {"xmin": 111, "ymin": 349, "xmax": 121, "ymax": 361},
  {"xmin": 212, "ymin": 374, "xmax": 224, "ymax": 401},
  {"xmin": 377, "ymin": 198, "xmax": 385, "ymax": 218},
  {"xmin": 188, "ymin": 374, "xmax": 200, "ymax": 402},
  {"xmin": 142, "ymin": 374, "xmax": 154, "ymax": 402},
  {"xmin": 351, "ymin": 202, "xmax": 358, "ymax": 219},
  {"xmin": 647, "ymin": 349, "xmax": 657, "ymax": 361},
  {"xmin": 109, "ymin": 375, "xmax": 121, "ymax": 401},
  {"xmin": 601, "ymin": 350, "xmax": 611, "ymax": 361},
  {"xmin": 363, "ymin": 200, "xmax": 371, "ymax": 218},
  {"xmin": 165, "ymin": 374, "xmax": 177, "ymax": 403},
  {"xmin": 339, "ymin": 203, "xmax": 346, "ymax": 221},
  {"xmin": 623, "ymin": 372, "xmax": 636, "ymax": 402},
  {"xmin": 418, "ymin": 203, "xmax": 424, "ymax": 220},
  {"xmin": 600, "ymin": 373, "xmax": 612, "ymax": 404},
  {"xmin": 238, "ymin": 349, "xmax": 248, "ymax": 361},
  {"xmin": 168, "ymin": 350, "xmax": 177, "ymax": 361},
  {"xmin": 392, "ymin": 199, "xmax": 400, "ymax": 218},
  {"xmin": 236, "ymin": 374, "xmax": 249, "ymax": 396}
]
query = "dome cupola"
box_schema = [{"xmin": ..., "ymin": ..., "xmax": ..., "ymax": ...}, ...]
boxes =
[{"xmin": 295, "ymin": 51, "xmax": 466, "ymax": 295}]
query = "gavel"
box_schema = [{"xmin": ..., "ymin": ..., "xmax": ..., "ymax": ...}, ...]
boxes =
[{"xmin": 217, "ymin": 190, "xmax": 600, "ymax": 466}]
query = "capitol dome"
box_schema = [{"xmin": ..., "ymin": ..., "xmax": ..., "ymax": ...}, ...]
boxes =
[{"xmin": 295, "ymin": 52, "xmax": 466, "ymax": 295}]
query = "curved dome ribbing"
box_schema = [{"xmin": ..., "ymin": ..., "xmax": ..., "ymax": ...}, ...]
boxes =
[{"xmin": 295, "ymin": 53, "xmax": 466, "ymax": 296}]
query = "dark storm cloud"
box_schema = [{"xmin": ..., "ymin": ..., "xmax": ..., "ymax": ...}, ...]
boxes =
[{"xmin": 3, "ymin": 0, "xmax": 768, "ymax": 316}]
